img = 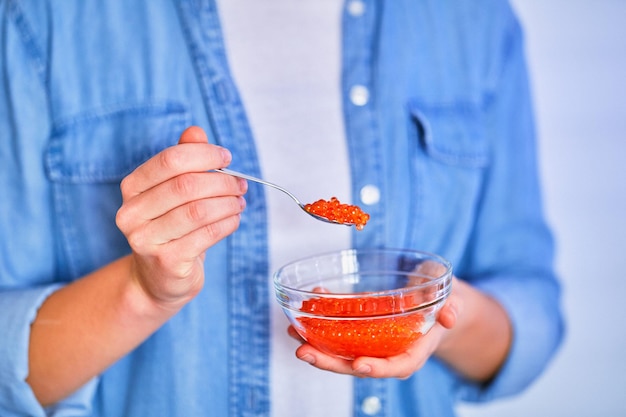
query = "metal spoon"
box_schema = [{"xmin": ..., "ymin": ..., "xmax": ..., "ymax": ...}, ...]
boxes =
[{"xmin": 214, "ymin": 168, "xmax": 352, "ymax": 226}]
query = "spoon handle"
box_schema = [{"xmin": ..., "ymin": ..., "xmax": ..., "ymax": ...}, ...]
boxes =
[{"xmin": 214, "ymin": 168, "xmax": 304, "ymax": 206}]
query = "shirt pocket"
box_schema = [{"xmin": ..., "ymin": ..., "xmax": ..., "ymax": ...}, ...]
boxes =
[
  {"xmin": 404, "ymin": 99, "xmax": 489, "ymax": 264},
  {"xmin": 44, "ymin": 101, "xmax": 191, "ymax": 279},
  {"xmin": 408, "ymin": 99, "xmax": 489, "ymax": 169},
  {"xmin": 46, "ymin": 101, "xmax": 190, "ymax": 183}
]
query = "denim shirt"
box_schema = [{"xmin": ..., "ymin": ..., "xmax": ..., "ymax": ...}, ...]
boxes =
[{"xmin": 0, "ymin": 1, "xmax": 563, "ymax": 416}]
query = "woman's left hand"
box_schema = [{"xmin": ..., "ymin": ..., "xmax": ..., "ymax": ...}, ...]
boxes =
[{"xmin": 288, "ymin": 279, "xmax": 461, "ymax": 379}]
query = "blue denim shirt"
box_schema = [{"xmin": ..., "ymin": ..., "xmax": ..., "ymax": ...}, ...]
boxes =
[{"xmin": 0, "ymin": 1, "xmax": 563, "ymax": 416}]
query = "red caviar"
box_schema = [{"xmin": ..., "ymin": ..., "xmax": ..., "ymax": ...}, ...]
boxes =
[
  {"xmin": 304, "ymin": 197, "xmax": 370, "ymax": 230},
  {"xmin": 297, "ymin": 295, "xmax": 424, "ymax": 359}
]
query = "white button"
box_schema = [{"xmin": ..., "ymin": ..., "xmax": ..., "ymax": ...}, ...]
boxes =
[
  {"xmin": 361, "ymin": 396, "xmax": 382, "ymax": 415},
  {"xmin": 347, "ymin": 0, "xmax": 365, "ymax": 16},
  {"xmin": 360, "ymin": 184, "xmax": 380, "ymax": 205},
  {"xmin": 350, "ymin": 85, "xmax": 369, "ymax": 106}
]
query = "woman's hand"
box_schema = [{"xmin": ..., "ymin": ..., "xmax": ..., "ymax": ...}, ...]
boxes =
[
  {"xmin": 289, "ymin": 280, "xmax": 461, "ymax": 379},
  {"xmin": 28, "ymin": 126, "xmax": 249, "ymax": 405},
  {"xmin": 290, "ymin": 275, "xmax": 512, "ymax": 382},
  {"xmin": 115, "ymin": 126, "xmax": 248, "ymax": 309}
]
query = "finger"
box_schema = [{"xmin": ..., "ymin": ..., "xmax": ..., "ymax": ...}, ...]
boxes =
[
  {"xmin": 295, "ymin": 343, "xmax": 356, "ymax": 375},
  {"xmin": 178, "ymin": 125, "xmax": 209, "ymax": 144},
  {"xmin": 127, "ymin": 195, "xmax": 246, "ymax": 252},
  {"xmin": 437, "ymin": 277, "xmax": 461, "ymax": 330},
  {"xmin": 117, "ymin": 171, "xmax": 247, "ymax": 229},
  {"xmin": 287, "ymin": 325, "xmax": 305, "ymax": 342},
  {"xmin": 408, "ymin": 260, "xmax": 449, "ymax": 286},
  {"xmin": 413, "ymin": 260, "xmax": 448, "ymax": 277},
  {"xmin": 120, "ymin": 131, "xmax": 231, "ymax": 199},
  {"xmin": 121, "ymin": 143, "xmax": 231, "ymax": 199},
  {"xmin": 149, "ymin": 212, "xmax": 244, "ymax": 278},
  {"xmin": 155, "ymin": 195, "xmax": 246, "ymax": 244},
  {"xmin": 350, "ymin": 325, "xmax": 446, "ymax": 379},
  {"xmin": 436, "ymin": 296, "xmax": 459, "ymax": 330}
]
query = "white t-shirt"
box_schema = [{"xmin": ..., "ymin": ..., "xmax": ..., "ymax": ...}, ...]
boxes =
[{"xmin": 217, "ymin": 1, "xmax": 353, "ymax": 416}]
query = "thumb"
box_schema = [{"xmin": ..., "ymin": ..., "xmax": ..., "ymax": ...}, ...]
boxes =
[
  {"xmin": 437, "ymin": 299, "xmax": 458, "ymax": 329},
  {"xmin": 178, "ymin": 126, "xmax": 209, "ymax": 145}
]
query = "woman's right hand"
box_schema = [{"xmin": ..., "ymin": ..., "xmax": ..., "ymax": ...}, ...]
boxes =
[
  {"xmin": 115, "ymin": 126, "xmax": 248, "ymax": 310},
  {"xmin": 27, "ymin": 126, "xmax": 247, "ymax": 405}
]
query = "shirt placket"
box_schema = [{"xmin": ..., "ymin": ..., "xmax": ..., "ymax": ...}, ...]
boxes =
[
  {"xmin": 342, "ymin": 1, "xmax": 389, "ymax": 416},
  {"xmin": 175, "ymin": 1, "xmax": 270, "ymax": 416}
]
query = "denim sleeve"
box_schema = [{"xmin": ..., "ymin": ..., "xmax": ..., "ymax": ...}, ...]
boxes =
[
  {"xmin": 456, "ymin": 6, "xmax": 565, "ymax": 402},
  {"xmin": 0, "ymin": 287, "xmax": 101, "ymax": 417},
  {"xmin": 0, "ymin": 287, "xmax": 58, "ymax": 417}
]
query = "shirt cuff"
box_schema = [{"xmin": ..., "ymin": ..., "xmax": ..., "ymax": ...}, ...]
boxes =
[
  {"xmin": 456, "ymin": 274, "xmax": 564, "ymax": 402},
  {"xmin": 0, "ymin": 284, "xmax": 98, "ymax": 416}
]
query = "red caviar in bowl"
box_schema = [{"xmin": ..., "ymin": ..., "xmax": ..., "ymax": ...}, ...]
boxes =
[
  {"xmin": 297, "ymin": 295, "xmax": 425, "ymax": 359},
  {"xmin": 304, "ymin": 197, "xmax": 370, "ymax": 230}
]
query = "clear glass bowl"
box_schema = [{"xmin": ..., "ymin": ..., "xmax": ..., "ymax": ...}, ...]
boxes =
[{"xmin": 273, "ymin": 248, "xmax": 453, "ymax": 360}]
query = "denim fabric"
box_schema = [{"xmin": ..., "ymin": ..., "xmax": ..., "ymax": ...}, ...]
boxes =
[{"xmin": 0, "ymin": 0, "xmax": 563, "ymax": 416}]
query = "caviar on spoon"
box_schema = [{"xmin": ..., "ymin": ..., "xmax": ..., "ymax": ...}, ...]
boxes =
[{"xmin": 215, "ymin": 168, "xmax": 369, "ymax": 229}]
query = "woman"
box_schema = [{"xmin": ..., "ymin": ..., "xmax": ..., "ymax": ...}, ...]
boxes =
[{"xmin": 0, "ymin": 1, "xmax": 563, "ymax": 416}]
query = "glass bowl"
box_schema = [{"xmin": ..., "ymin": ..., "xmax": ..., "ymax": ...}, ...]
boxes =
[{"xmin": 273, "ymin": 248, "xmax": 453, "ymax": 360}]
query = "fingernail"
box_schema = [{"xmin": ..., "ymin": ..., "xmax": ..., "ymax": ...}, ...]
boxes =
[
  {"xmin": 238, "ymin": 178, "xmax": 248, "ymax": 192},
  {"xmin": 221, "ymin": 148, "xmax": 232, "ymax": 164},
  {"xmin": 354, "ymin": 364, "xmax": 371, "ymax": 375},
  {"xmin": 239, "ymin": 196, "xmax": 247, "ymax": 210},
  {"xmin": 299, "ymin": 354, "xmax": 316, "ymax": 365}
]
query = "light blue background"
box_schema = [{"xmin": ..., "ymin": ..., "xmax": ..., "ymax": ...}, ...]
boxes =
[{"xmin": 458, "ymin": 1, "xmax": 626, "ymax": 416}]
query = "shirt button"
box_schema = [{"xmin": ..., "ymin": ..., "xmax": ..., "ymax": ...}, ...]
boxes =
[
  {"xmin": 347, "ymin": 0, "xmax": 366, "ymax": 17},
  {"xmin": 350, "ymin": 85, "xmax": 369, "ymax": 106},
  {"xmin": 361, "ymin": 396, "xmax": 382, "ymax": 415},
  {"xmin": 360, "ymin": 184, "xmax": 380, "ymax": 205}
]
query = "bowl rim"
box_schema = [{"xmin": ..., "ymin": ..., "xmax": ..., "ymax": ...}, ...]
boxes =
[{"xmin": 273, "ymin": 247, "xmax": 453, "ymax": 298}]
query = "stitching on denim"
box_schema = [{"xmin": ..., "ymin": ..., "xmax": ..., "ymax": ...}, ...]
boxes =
[
  {"xmin": 52, "ymin": 100, "xmax": 188, "ymax": 135},
  {"xmin": 47, "ymin": 103, "xmax": 189, "ymax": 183},
  {"xmin": 174, "ymin": 3, "xmax": 270, "ymax": 416},
  {"xmin": 7, "ymin": 0, "xmax": 48, "ymax": 89},
  {"xmin": 409, "ymin": 102, "xmax": 489, "ymax": 168}
]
